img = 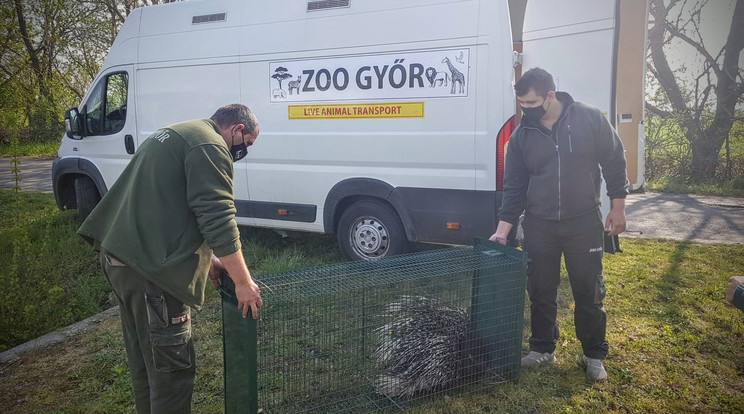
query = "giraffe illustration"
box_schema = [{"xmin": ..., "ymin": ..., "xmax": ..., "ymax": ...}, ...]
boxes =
[
  {"xmin": 442, "ymin": 57, "xmax": 465, "ymax": 94},
  {"xmin": 287, "ymin": 76, "xmax": 301, "ymax": 95}
]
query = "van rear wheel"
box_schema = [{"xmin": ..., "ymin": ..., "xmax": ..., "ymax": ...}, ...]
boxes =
[
  {"xmin": 337, "ymin": 200, "xmax": 408, "ymax": 261},
  {"xmin": 74, "ymin": 177, "xmax": 100, "ymax": 220}
]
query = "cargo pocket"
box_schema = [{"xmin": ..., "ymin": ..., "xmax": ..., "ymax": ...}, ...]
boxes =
[
  {"xmin": 150, "ymin": 318, "xmax": 193, "ymax": 372},
  {"xmin": 145, "ymin": 292, "xmax": 168, "ymax": 330},
  {"xmin": 594, "ymin": 275, "xmax": 607, "ymax": 304}
]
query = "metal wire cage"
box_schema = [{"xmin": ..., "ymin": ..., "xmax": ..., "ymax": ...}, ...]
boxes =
[{"xmin": 221, "ymin": 238, "xmax": 527, "ymax": 414}]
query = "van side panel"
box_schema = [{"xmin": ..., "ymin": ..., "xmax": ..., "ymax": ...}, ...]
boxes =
[
  {"xmin": 476, "ymin": 0, "xmax": 517, "ymax": 193},
  {"xmin": 237, "ymin": 0, "xmax": 510, "ymax": 238},
  {"xmin": 134, "ymin": 62, "xmax": 250, "ymax": 205},
  {"xmin": 135, "ymin": 63, "xmax": 241, "ymax": 137},
  {"xmin": 390, "ymin": 188, "xmax": 499, "ymax": 244},
  {"xmin": 137, "ymin": 0, "xmax": 242, "ymax": 63},
  {"xmin": 239, "ymin": 1, "xmax": 481, "ymax": 55}
]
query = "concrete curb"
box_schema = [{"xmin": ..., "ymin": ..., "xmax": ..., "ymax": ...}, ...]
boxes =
[{"xmin": 0, "ymin": 306, "xmax": 120, "ymax": 364}]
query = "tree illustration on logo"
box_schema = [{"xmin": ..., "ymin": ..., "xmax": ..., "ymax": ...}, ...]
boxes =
[{"xmin": 272, "ymin": 67, "xmax": 293, "ymax": 90}]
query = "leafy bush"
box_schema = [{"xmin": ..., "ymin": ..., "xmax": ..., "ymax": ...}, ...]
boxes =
[
  {"xmin": 645, "ymin": 115, "xmax": 744, "ymax": 182},
  {"xmin": 28, "ymin": 107, "xmax": 64, "ymax": 143}
]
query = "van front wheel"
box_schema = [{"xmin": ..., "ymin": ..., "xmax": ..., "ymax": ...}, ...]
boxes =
[
  {"xmin": 74, "ymin": 177, "xmax": 100, "ymax": 221},
  {"xmin": 337, "ymin": 200, "xmax": 408, "ymax": 261}
]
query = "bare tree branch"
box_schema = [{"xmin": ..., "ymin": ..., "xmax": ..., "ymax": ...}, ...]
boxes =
[
  {"xmin": 646, "ymin": 102, "xmax": 674, "ymax": 118},
  {"xmin": 662, "ymin": 20, "xmax": 722, "ymax": 79},
  {"xmin": 649, "ymin": 0, "xmax": 691, "ymax": 115},
  {"xmin": 647, "ymin": 0, "xmax": 744, "ymax": 179}
]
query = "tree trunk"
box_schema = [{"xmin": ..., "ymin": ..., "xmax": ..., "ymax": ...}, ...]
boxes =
[
  {"xmin": 14, "ymin": 0, "xmax": 53, "ymax": 103},
  {"xmin": 649, "ymin": 0, "xmax": 744, "ymax": 182},
  {"xmin": 689, "ymin": 133, "xmax": 721, "ymax": 180},
  {"xmin": 690, "ymin": 0, "xmax": 744, "ymax": 180}
]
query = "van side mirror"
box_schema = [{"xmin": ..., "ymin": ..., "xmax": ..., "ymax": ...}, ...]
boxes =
[{"xmin": 64, "ymin": 107, "xmax": 84, "ymax": 139}]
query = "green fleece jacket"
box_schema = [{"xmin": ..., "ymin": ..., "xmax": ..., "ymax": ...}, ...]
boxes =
[{"xmin": 78, "ymin": 119, "xmax": 241, "ymax": 309}]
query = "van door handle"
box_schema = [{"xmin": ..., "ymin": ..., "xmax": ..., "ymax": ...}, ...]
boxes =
[{"xmin": 124, "ymin": 134, "xmax": 135, "ymax": 154}]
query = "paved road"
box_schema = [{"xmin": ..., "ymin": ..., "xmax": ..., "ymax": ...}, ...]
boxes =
[
  {"xmin": 624, "ymin": 191, "xmax": 743, "ymax": 244},
  {"xmin": 2, "ymin": 157, "xmax": 743, "ymax": 244},
  {"xmin": 0, "ymin": 157, "xmax": 53, "ymax": 193}
]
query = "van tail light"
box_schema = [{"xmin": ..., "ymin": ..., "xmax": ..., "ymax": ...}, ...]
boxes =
[{"xmin": 496, "ymin": 115, "xmax": 516, "ymax": 190}]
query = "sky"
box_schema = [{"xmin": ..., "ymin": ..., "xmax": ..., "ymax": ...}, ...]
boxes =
[{"xmin": 663, "ymin": 0, "xmax": 742, "ymax": 98}]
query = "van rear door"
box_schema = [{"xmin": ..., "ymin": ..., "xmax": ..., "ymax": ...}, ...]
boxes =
[{"xmin": 519, "ymin": 0, "xmax": 648, "ymax": 220}]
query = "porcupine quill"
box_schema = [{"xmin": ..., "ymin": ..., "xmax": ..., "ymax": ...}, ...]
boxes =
[{"xmin": 373, "ymin": 295, "xmax": 487, "ymax": 398}]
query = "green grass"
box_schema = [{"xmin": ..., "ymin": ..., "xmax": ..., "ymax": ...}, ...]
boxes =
[
  {"xmin": 1, "ymin": 189, "xmax": 743, "ymax": 413},
  {"xmin": 0, "ymin": 141, "xmax": 59, "ymax": 157},
  {"xmin": 1, "ymin": 233, "xmax": 742, "ymax": 412},
  {"xmin": 646, "ymin": 176, "xmax": 744, "ymax": 197},
  {"xmin": 0, "ymin": 190, "xmax": 343, "ymax": 352},
  {"xmin": 0, "ymin": 190, "xmax": 106, "ymax": 352}
]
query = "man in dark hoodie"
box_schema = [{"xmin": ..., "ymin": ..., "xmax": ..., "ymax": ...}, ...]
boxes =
[{"xmin": 490, "ymin": 68, "xmax": 629, "ymax": 381}]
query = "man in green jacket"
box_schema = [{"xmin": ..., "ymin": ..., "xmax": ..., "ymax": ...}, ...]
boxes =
[{"xmin": 78, "ymin": 103, "xmax": 262, "ymax": 413}]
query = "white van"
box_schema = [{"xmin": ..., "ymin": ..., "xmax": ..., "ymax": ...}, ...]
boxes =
[{"xmin": 53, "ymin": 0, "xmax": 647, "ymax": 261}]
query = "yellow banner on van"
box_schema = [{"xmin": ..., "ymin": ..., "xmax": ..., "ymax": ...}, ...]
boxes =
[{"xmin": 288, "ymin": 102, "xmax": 424, "ymax": 119}]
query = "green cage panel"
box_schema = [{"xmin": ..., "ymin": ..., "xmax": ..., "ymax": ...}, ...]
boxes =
[{"xmin": 221, "ymin": 238, "xmax": 527, "ymax": 413}]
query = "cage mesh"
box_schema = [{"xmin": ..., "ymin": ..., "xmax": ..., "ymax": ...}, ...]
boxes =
[{"xmin": 221, "ymin": 238, "xmax": 527, "ymax": 413}]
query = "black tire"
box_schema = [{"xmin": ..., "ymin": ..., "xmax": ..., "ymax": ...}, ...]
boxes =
[
  {"xmin": 630, "ymin": 181, "xmax": 646, "ymax": 194},
  {"xmin": 336, "ymin": 200, "xmax": 409, "ymax": 261},
  {"xmin": 74, "ymin": 177, "xmax": 101, "ymax": 220}
]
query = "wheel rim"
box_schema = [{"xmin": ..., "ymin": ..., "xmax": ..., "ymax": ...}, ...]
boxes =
[{"xmin": 349, "ymin": 216, "xmax": 390, "ymax": 259}]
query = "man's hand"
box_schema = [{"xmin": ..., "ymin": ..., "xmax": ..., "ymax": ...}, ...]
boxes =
[
  {"xmin": 218, "ymin": 250, "xmax": 263, "ymax": 319},
  {"xmin": 489, "ymin": 221, "xmax": 513, "ymax": 245},
  {"xmin": 605, "ymin": 198, "xmax": 626, "ymax": 236},
  {"xmin": 235, "ymin": 279, "xmax": 263, "ymax": 319},
  {"xmin": 489, "ymin": 233, "xmax": 508, "ymax": 245},
  {"xmin": 209, "ymin": 254, "xmax": 226, "ymax": 290},
  {"xmin": 726, "ymin": 276, "xmax": 744, "ymax": 304}
]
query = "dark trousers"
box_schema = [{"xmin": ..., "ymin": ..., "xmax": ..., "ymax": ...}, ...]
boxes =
[
  {"xmin": 101, "ymin": 250, "xmax": 195, "ymax": 414},
  {"xmin": 522, "ymin": 210, "xmax": 609, "ymax": 359}
]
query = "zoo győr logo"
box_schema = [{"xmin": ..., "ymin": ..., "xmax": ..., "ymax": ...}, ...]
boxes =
[{"xmin": 269, "ymin": 48, "xmax": 470, "ymax": 103}]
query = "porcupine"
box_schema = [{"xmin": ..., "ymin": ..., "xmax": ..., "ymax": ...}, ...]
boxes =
[{"xmin": 372, "ymin": 295, "xmax": 487, "ymax": 398}]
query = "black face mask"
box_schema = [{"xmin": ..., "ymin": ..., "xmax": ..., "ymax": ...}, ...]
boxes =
[
  {"xmin": 229, "ymin": 130, "xmax": 248, "ymax": 162},
  {"xmin": 521, "ymin": 98, "xmax": 550, "ymax": 124},
  {"xmin": 230, "ymin": 142, "xmax": 248, "ymax": 162}
]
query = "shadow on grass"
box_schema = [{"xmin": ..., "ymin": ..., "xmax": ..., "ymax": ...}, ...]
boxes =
[{"xmin": 654, "ymin": 240, "xmax": 690, "ymax": 325}]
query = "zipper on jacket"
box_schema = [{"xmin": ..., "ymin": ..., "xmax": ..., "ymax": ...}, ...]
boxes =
[
  {"xmin": 523, "ymin": 125, "xmax": 562, "ymax": 220},
  {"xmin": 556, "ymin": 142, "xmax": 561, "ymax": 220},
  {"xmin": 568, "ymin": 123, "xmax": 573, "ymax": 153},
  {"xmin": 553, "ymin": 110, "xmax": 570, "ymax": 220}
]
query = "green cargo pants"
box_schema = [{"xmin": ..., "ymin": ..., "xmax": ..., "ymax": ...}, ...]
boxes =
[{"xmin": 101, "ymin": 250, "xmax": 196, "ymax": 414}]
